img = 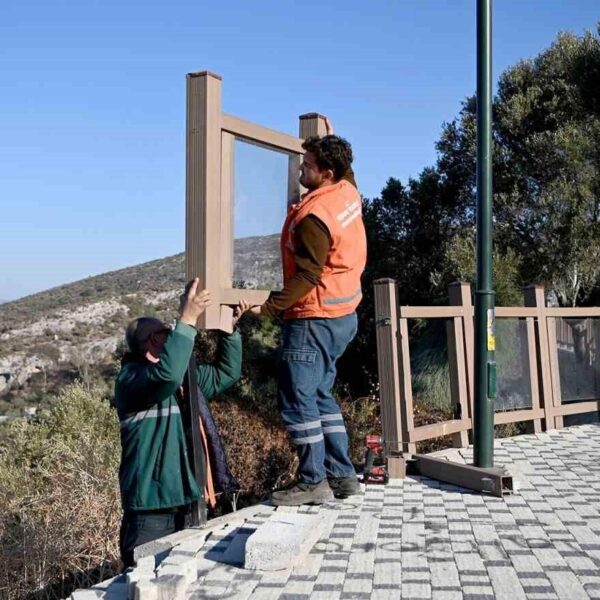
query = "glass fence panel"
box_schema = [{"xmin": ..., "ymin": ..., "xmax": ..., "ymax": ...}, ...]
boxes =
[
  {"xmin": 555, "ymin": 317, "xmax": 600, "ymax": 425},
  {"xmin": 233, "ymin": 139, "xmax": 297, "ymax": 290},
  {"xmin": 409, "ymin": 319, "xmax": 452, "ymax": 413},
  {"xmin": 495, "ymin": 318, "xmax": 532, "ymax": 411}
]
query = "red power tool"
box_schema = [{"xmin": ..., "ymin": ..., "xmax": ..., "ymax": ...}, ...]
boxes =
[{"xmin": 362, "ymin": 435, "xmax": 389, "ymax": 484}]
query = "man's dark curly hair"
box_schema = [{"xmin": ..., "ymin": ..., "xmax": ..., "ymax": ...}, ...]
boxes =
[{"xmin": 301, "ymin": 135, "xmax": 353, "ymax": 181}]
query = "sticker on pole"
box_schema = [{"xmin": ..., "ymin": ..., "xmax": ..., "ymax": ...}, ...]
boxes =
[{"xmin": 487, "ymin": 308, "xmax": 496, "ymax": 352}]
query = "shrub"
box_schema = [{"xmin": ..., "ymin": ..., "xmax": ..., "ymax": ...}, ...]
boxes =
[
  {"xmin": 211, "ymin": 393, "xmax": 380, "ymax": 505},
  {"xmin": 0, "ymin": 318, "xmax": 394, "ymax": 598},
  {"xmin": 339, "ymin": 395, "xmax": 381, "ymax": 464},
  {"xmin": 0, "ymin": 383, "xmax": 121, "ymax": 599},
  {"xmin": 211, "ymin": 397, "xmax": 296, "ymax": 503}
]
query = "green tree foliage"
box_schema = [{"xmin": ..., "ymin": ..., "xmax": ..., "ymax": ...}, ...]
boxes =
[
  {"xmin": 439, "ymin": 27, "xmax": 600, "ymax": 306},
  {"xmin": 340, "ymin": 25, "xmax": 600, "ymax": 396}
]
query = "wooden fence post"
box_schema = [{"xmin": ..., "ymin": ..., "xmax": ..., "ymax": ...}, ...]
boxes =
[
  {"xmin": 397, "ymin": 316, "xmax": 417, "ymax": 455},
  {"xmin": 524, "ymin": 285, "xmax": 558, "ymax": 429},
  {"xmin": 449, "ymin": 282, "xmax": 475, "ymax": 427},
  {"xmin": 374, "ymin": 279, "xmax": 404, "ymax": 454},
  {"xmin": 445, "ymin": 315, "xmax": 470, "ymax": 447},
  {"xmin": 185, "ymin": 71, "xmax": 223, "ymax": 330}
]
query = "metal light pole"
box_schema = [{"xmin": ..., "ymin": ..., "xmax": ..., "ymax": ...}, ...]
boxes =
[{"xmin": 474, "ymin": 0, "xmax": 496, "ymax": 468}]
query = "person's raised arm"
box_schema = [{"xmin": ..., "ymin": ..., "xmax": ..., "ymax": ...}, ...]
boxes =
[
  {"xmin": 323, "ymin": 117, "xmax": 358, "ymax": 189},
  {"xmin": 196, "ymin": 300, "xmax": 250, "ymax": 398},
  {"xmin": 118, "ymin": 280, "xmax": 212, "ymax": 405}
]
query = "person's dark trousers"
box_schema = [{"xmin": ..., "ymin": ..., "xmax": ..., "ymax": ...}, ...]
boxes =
[
  {"xmin": 119, "ymin": 507, "xmax": 187, "ymax": 569},
  {"xmin": 277, "ymin": 312, "xmax": 358, "ymax": 485}
]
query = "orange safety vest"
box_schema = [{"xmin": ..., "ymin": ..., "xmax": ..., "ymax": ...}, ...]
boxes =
[{"xmin": 281, "ymin": 179, "xmax": 367, "ymax": 320}]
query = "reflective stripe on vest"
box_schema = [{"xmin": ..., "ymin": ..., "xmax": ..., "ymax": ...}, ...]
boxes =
[
  {"xmin": 323, "ymin": 287, "xmax": 362, "ymax": 305},
  {"xmin": 280, "ymin": 180, "xmax": 367, "ymax": 319}
]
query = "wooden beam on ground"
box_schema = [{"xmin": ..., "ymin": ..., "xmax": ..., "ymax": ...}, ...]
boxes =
[{"xmin": 408, "ymin": 454, "xmax": 514, "ymax": 497}]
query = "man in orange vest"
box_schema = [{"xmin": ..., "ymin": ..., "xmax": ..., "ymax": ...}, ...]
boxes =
[{"xmin": 251, "ymin": 133, "xmax": 367, "ymax": 505}]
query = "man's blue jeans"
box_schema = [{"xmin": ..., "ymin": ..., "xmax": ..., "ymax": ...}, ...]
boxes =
[
  {"xmin": 278, "ymin": 313, "xmax": 358, "ymax": 484},
  {"xmin": 119, "ymin": 507, "xmax": 186, "ymax": 568}
]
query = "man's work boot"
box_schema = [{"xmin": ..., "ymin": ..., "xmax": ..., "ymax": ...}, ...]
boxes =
[
  {"xmin": 271, "ymin": 480, "xmax": 334, "ymax": 506},
  {"xmin": 328, "ymin": 476, "xmax": 363, "ymax": 499}
]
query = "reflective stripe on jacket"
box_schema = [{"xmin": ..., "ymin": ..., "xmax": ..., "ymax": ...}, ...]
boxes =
[
  {"xmin": 114, "ymin": 324, "xmax": 242, "ymax": 511},
  {"xmin": 281, "ymin": 179, "xmax": 367, "ymax": 319}
]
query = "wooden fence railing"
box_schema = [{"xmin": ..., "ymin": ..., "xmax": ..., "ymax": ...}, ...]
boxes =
[{"xmin": 375, "ymin": 280, "xmax": 600, "ymax": 453}]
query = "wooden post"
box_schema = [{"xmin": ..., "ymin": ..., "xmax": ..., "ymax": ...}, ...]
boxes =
[
  {"xmin": 185, "ymin": 71, "xmax": 222, "ymax": 330},
  {"xmin": 184, "ymin": 71, "xmax": 223, "ymax": 527},
  {"xmin": 186, "ymin": 362, "xmax": 207, "ymax": 526},
  {"xmin": 299, "ymin": 112, "xmax": 328, "ymax": 138},
  {"xmin": 287, "ymin": 153, "xmax": 302, "ymax": 206},
  {"xmin": 374, "ymin": 279, "xmax": 404, "ymax": 455},
  {"xmin": 219, "ymin": 130, "xmax": 236, "ymax": 332},
  {"xmin": 524, "ymin": 285, "xmax": 558, "ymax": 429},
  {"xmin": 398, "ymin": 316, "xmax": 417, "ymax": 454},
  {"xmin": 446, "ymin": 315, "xmax": 470, "ymax": 447},
  {"xmin": 449, "ymin": 282, "xmax": 475, "ymax": 425},
  {"xmin": 291, "ymin": 113, "xmax": 328, "ymax": 205},
  {"xmin": 220, "ymin": 131, "xmax": 235, "ymax": 288},
  {"xmin": 546, "ymin": 315, "xmax": 564, "ymax": 429},
  {"xmin": 526, "ymin": 317, "xmax": 543, "ymax": 433}
]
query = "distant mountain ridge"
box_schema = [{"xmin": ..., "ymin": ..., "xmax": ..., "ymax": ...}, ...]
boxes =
[
  {"xmin": 0, "ymin": 234, "xmax": 280, "ymax": 411},
  {"xmin": 0, "ymin": 234, "xmax": 280, "ymax": 328}
]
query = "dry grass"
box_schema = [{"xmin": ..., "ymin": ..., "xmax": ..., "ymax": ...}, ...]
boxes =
[
  {"xmin": 0, "ymin": 326, "xmax": 430, "ymax": 600},
  {"xmin": 211, "ymin": 398, "xmax": 297, "ymax": 503},
  {"xmin": 0, "ymin": 383, "xmax": 121, "ymax": 599}
]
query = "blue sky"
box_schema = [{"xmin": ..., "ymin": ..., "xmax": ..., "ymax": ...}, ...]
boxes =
[{"xmin": 0, "ymin": 1, "xmax": 598, "ymax": 301}]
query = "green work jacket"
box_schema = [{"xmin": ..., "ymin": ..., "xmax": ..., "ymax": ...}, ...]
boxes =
[{"xmin": 114, "ymin": 321, "xmax": 242, "ymax": 511}]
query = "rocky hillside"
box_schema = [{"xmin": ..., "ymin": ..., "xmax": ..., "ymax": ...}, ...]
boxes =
[{"xmin": 0, "ymin": 235, "xmax": 280, "ymax": 414}]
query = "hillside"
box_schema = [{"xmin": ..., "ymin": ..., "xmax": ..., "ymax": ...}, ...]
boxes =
[{"xmin": 0, "ymin": 234, "xmax": 280, "ymax": 414}]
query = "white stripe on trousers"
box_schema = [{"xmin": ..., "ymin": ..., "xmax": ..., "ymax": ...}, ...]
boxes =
[
  {"xmin": 292, "ymin": 433, "xmax": 324, "ymax": 445},
  {"xmin": 286, "ymin": 419, "xmax": 322, "ymax": 432},
  {"xmin": 322, "ymin": 425, "xmax": 347, "ymax": 434},
  {"xmin": 320, "ymin": 413, "xmax": 344, "ymax": 422}
]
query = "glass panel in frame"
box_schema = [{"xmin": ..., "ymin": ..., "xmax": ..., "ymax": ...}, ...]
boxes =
[
  {"xmin": 408, "ymin": 319, "xmax": 452, "ymax": 412},
  {"xmin": 495, "ymin": 318, "xmax": 533, "ymax": 411},
  {"xmin": 555, "ymin": 317, "xmax": 600, "ymax": 425},
  {"xmin": 232, "ymin": 139, "xmax": 296, "ymax": 290}
]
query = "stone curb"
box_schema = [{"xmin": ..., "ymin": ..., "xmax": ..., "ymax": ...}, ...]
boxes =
[{"xmin": 245, "ymin": 511, "xmax": 326, "ymax": 571}]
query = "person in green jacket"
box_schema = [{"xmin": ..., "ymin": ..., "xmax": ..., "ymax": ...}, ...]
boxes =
[{"xmin": 114, "ymin": 279, "xmax": 248, "ymax": 568}]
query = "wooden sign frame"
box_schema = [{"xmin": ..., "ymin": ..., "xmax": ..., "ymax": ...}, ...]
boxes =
[{"xmin": 185, "ymin": 71, "xmax": 327, "ymax": 330}]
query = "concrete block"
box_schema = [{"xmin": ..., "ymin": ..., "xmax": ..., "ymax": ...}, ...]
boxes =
[
  {"xmin": 245, "ymin": 512, "xmax": 324, "ymax": 571},
  {"xmin": 154, "ymin": 574, "xmax": 188, "ymax": 600},
  {"xmin": 219, "ymin": 526, "xmax": 257, "ymax": 567},
  {"xmin": 201, "ymin": 502, "xmax": 275, "ymax": 530},
  {"xmin": 92, "ymin": 574, "xmax": 128, "ymax": 591},
  {"xmin": 133, "ymin": 528, "xmax": 201, "ymax": 562},
  {"xmin": 155, "ymin": 557, "xmax": 196, "ymax": 586},
  {"xmin": 134, "ymin": 555, "xmax": 156, "ymax": 570},
  {"xmin": 127, "ymin": 568, "xmax": 155, "ymax": 599},
  {"xmin": 91, "ymin": 574, "xmax": 128, "ymax": 599},
  {"xmin": 70, "ymin": 591, "xmax": 104, "ymax": 599},
  {"xmin": 131, "ymin": 506, "xmax": 275, "ymax": 566},
  {"xmin": 168, "ymin": 533, "xmax": 206, "ymax": 556},
  {"xmin": 158, "ymin": 552, "xmax": 195, "ymax": 567},
  {"xmin": 133, "ymin": 579, "xmax": 158, "ymax": 600},
  {"xmin": 102, "ymin": 588, "xmax": 128, "ymax": 600}
]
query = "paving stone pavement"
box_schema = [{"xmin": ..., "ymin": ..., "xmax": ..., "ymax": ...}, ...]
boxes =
[{"xmin": 77, "ymin": 423, "xmax": 600, "ymax": 599}]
